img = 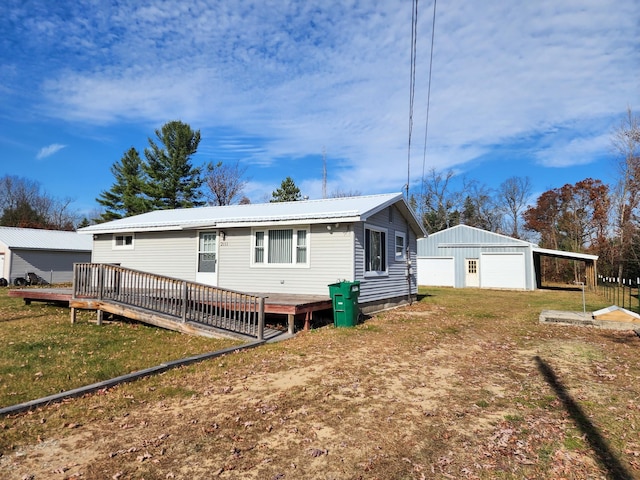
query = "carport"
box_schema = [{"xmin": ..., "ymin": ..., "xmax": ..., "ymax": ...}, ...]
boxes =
[{"xmin": 532, "ymin": 247, "xmax": 598, "ymax": 290}]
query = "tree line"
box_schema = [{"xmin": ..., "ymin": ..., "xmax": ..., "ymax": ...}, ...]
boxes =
[{"xmin": 2, "ymin": 109, "xmax": 638, "ymax": 282}]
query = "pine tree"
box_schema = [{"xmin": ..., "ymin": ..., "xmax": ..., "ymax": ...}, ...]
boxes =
[
  {"xmin": 271, "ymin": 176, "xmax": 302, "ymax": 202},
  {"xmin": 143, "ymin": 121, "xmax": 204, "ymax": 210},
  {"xmin": 96, "ymin": 147, "xmax": 150, "ymax": 222}
]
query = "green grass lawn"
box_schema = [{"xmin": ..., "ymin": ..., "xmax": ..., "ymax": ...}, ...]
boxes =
[
  {"xmin": 0, "ymin": 289, "xmax": 242, "ymax": 408},
  {"xmin": 1, "ymin": 285, "xmax": 639, "ymax": 479}
]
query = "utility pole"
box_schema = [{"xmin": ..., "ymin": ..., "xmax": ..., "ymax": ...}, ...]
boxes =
[{"xmin": 322, "ymin": 146, "xmax": 327, "ymax": 199}]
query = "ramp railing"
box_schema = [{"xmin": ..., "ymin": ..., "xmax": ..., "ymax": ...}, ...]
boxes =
[{"xmin": 73, "ymin": 263, "xmax": 265, "ymax": 339}]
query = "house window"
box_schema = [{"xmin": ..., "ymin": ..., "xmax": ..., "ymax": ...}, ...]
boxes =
[
  {"xmin": 296, "ymin": 229, "xmax": 307, "ymax": 263},
  {"xmin": 365, "ymin": 225, "xmax": 387, "ymax": 275},
  {"xmin": 254, "ymin": 231, "xmax": 265, "ymax": 263},
  {"xmin": 395, "ymin": 232, "xmax": 406, "ymax": 261},
  {"xmin": 113, "ymin": 234, "xmax": 134, "ymax": 250},
  {"xmin": 252, "ymin": 227, "xmax": 309, "ymax": 266},
  {"xmin": 198, "ymin": 232, "xmax": 217, "ymax": 273},
  {"xmin": 269, "ymin": 229, "xmax": 293, "ymax": 263}
]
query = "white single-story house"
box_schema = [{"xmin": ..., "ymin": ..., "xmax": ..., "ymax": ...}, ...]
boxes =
[
  {"xmin": 79, "ymin": 193, "xmax": 427, "ymax": 313},
  {"xmin": 0, "ymin": 226, "xmax": 93, "ymax": 285},
  {"xmin": 417, "ymin": 225, "xmax": 598, "ymax": 290}
]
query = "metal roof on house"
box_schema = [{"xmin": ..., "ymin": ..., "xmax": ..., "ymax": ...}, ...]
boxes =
[
  {"xmin": 0, "ymin": 227, "xmax": 93, "ymax": 252},
  {"xmin": 79, "ymin": 193, "xmax": 427, "ymax": 236}
]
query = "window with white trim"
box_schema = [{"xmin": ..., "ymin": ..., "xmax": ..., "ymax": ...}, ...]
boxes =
[
  {"xmin": 112, "ymin": 234, "xmax": 134, "ymax": 250},
  {"xmin": 395, "ymin": 232, "xmax": 406, "ymax": 261},
  {"xmin": 296, "ymin": 229, "xmax": 307, "ymax": 263},
  {"xmin": 252, "ymin": 227, "xmax": 309, "ymax": 266},
  {"xmin": 365, "ymin": 225, "xmax": 387, "ymax": 275}
]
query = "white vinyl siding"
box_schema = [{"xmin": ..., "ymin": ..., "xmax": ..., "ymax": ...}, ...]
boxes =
[
  {"xmin": 222, "ymin": 225, "xmax": 353, "ymax": 295},
  {"xmin": 92, "ymin": 230, "xmax": 198, "ymax": 281}
]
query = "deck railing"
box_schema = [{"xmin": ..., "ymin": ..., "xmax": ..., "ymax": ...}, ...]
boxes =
[{"xmin": 73, "ymin": 263, "xmax": 265, "ymax": 340}]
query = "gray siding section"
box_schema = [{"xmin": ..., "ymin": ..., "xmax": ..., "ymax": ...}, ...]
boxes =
[
  {"xmin": 10, "ymin": 249, "xmax": 91, "ymax": 284},
  {"xmin": 418, "ymin": 225, "xmax": 535, "ymax": 289},
  {"xmin": 356, "ymin": 204, "xmax": 417, "ymax": 305},
  {"xmin": 92, "ymin": 230, "xmax": 198, "ymax": 280},
  {"xmin": 218, "ymin": 224, "xmax": 354, "ymax": 295}
]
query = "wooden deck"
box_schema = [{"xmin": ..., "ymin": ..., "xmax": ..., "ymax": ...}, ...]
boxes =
[{"xmin": 8, "ymin": 287, "xmax": 332, "ymax": 335}]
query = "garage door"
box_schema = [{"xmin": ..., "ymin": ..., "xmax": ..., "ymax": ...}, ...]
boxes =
[
  {"xmin": 417, "ymin": 257, "xmax": 455, "ymax": 287},
  {"xmin": 480, "ymin": 253, "xmax": 526, "ymax": 289}
]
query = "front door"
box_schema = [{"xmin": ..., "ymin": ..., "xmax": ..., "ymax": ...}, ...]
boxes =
[
  {"xmin": 196, "ymin": 231, "xmax": 218, "ymax": 286},
  {"xmin": 465, "ymin": 258, "xmax": 479, "ymax": 287}
]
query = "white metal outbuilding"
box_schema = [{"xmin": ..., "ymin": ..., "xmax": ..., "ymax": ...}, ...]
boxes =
[{"xmin": 417, "ymin": 225, "xmax": 598, "ymax": 290}]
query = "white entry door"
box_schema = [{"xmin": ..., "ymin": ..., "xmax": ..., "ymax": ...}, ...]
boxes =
[
  {"xmin": 465, "ymin": 258, "xmax": 479, "ymax": 287},
  {"xmin": 196, "ymin": 231, "xmax": 218, "ymax": 286}
]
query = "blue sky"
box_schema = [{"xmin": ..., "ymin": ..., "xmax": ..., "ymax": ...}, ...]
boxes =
[{"xmin": 1, "ymin": 0, "xmax": 638, "ymax": 217}]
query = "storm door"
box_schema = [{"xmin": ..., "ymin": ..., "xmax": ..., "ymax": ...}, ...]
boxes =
[{"xmin": 196, "ymin": 231, "xmax": 218, "ymax": 286}]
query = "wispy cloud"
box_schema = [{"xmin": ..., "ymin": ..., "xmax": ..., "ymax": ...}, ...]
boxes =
[
  {"xmin": 36, "ymin": 143, "xmax": 66, "ymax": 160},
  {"xmin": 2, "ymin": 0, "xmax": 638, "ymax": 199}
]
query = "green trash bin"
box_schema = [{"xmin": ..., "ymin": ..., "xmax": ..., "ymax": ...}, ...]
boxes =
[{"xmin": 328, "ymin": 281, "xmax": 360, "ymax": 327}]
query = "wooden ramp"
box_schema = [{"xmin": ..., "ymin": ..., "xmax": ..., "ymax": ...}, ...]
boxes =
[
  {"xmin": 69, "ymin": 297, "xmax": 285, "ymax": 341},
  {"xmin": 71, "ymin": 263, "xmax": 268, "ymax": 341}
]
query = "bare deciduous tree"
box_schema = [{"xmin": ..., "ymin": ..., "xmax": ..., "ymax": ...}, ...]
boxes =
[
  {"xmin": 204, "ymin": 161, "xmax": 249, "ymax": 206},
  {"xmin": 610, "ymin": 107, "xmax": 640, "ymax": 280},
  {"xmin": 497, "ymin": 176, "xmax": 532, "ymax": 239},
  {"xmin": 461, "ymin": 179, "xmax": 502, "ymax": 232},
  {"xmin": 418, "ymin": 168, "xmax": 462, "ymax": 233},
  {"xmin": 330, "ymin": 189, "xmax": 362, "ymax": 198}
]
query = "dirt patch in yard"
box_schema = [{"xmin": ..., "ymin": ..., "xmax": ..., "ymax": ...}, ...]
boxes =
[{"xmin": 1, "ymin": 290, "xmax": 640, "ymax": 479}]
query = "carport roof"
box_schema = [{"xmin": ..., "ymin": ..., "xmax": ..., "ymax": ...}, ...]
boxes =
[{"xmin": 532, "ymin": 246, "xmax": 598, "ymax": 261}]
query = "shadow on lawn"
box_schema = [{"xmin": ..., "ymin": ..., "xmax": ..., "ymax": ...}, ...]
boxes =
[{"xmin": 535, "ymin": 356, "xmax": 634, "ymax": 480}]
